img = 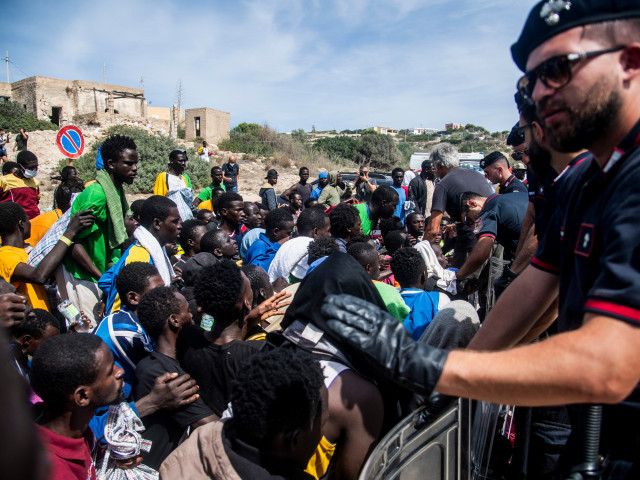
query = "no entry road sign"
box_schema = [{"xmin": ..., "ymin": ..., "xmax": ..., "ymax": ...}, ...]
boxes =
[{"xmin": 56, "ymin": 125, "xmax": 85, "ymax": 159}]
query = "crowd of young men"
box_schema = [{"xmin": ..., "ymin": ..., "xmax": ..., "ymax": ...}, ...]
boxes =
[{"xmin": 1, "ymin": 1, "xmax": 639, "ymax": 478}]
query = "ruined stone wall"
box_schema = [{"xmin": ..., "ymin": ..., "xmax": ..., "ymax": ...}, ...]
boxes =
[
  {"xmin": 0, "ymin": 82, "xmax": 11, "ymax": 98},
  {"xmin": 10, "ymin": 77, "xmax": 39, "ymax": 114},
  {"xmin": 205, "ymin": 108, "xmax": 230, "ymax": 145},
  {"xmin": 8, "ymin": 76, "xmax": 146, "ymax": 124},
  {"xmin": 185, "ymin": 107, "xmax": 230, "ymax": 145}
]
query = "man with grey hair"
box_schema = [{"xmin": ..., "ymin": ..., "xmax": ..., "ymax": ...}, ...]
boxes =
[{"xmin": 426, "ymin": 143, "xmax": 493, "ymax": 268}]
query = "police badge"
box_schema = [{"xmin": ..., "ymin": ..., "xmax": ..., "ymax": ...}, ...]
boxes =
[
  {"xmin": 540, "ymin": 0, "xmax": 572, "ymax": 26},
  {"xmin": 473, "ymin": 218, "xmax": 483, "ymax": 235}
]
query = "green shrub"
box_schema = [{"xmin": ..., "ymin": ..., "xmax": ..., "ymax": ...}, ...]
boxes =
[
  {"xmin": 354, "ymin": 134, "xmax": 402, "ymax": 170},
  {"xmin": 58, "ymin": 125, "xmax": 210, "ymax": 194},
  {"xmin": 0, "ymin": 101, "xmax": 58, "ymax": 132},
  {"xmin": 313, "ymin": 136, "xmax": 360, "ymax": 162}
]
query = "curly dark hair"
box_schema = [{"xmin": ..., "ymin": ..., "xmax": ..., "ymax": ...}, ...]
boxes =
[
  {"xmin": 137, "ymin": 286, "xmax": 182, "ymax": 340},
  {"xmin": 384, "ymin": 230, "xmax": 407, "ymax": 255},
  {"xmin": 140, "ymin": 195, "xmax": 177, "ymax": 228},
  {"xmin": 307, "ymin": 237, "xmax": 339, "ymax": 265},
  {"xmin": 214, "ymin": 192, "xmax": 244, "ymax": 216},
  {"xmin": 0, "ymin": 202, "xmax": 27, "ymax": 239},
  {"xmin": 347, "ymin": 241, "xmax": 377, "ymax": 267},
  {"xmin": 231, "ymin": 348, "xmax": 324, "ymax": 447},
  {"xmin": 1, "ymin": 161, "xmax": 18, "ymax": 175},
  {"xmin": 179, "ymin": 219, "xmax": 206, "ymax": 252},
  {"xmin": 264, "ymin": 208, "xmax": 293, "ymax": 233},
  {"xmin": 241, "ymin": 264, "xmax": 272, "ymax": 307},
  {"xmin": 297, "ymin": 207, "xmax": 328, "ymax": 237},
  {"xmin": 371, "ymin": 185, "xmax": 398, "ymax": 206},
  {"xmin": 329, "ymin": 203, "xmax": 359, "ymax": 239},
  {"xmin": 54, "ymin": 181, "xmax": 84, "ymax": 212},
  {"xmin": 11, "ymin": 308, "xmax": 60, "ymax": 339},
  {"xmin": 101, "ymin": 134, "xmax": 137, "ymax": 166},
  {"xmin": 196, "ymin": 209, "xmax": 213, "ymax": 221},
  {"xmin": 115, "ymin": 262, "xmax": 160, "ymax": 307},
  {"xmin": 16, "ymin": 150, "xmax": 37, "ymax": 167},
  {"xmin": 346, "ymin": 235, "xmax": 371, "ymax": 248},
  {"xmin": 390, "ymin": 247, "xmax": 426, "ymax": 288},
  {"xmin": 379, "ymin": 216, "xmax": 403, "ymax": 240},
  {"xmin": 194, "ymin": 259, "xmax": 244, "ymax": 321},
  {"xmin": 31, "ymin": 334, "xmax": 104, "ymax": 414},
  {"xmin": 199, "ymin": 229, "xmax": 228, "ymax": 255},
  {"xmin": 130, "ymin": 199, "xmax": 146, "ymax": 223}
]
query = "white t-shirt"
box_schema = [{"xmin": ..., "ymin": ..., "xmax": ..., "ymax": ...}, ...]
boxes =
[{"xmin": 167, "ymin": 173, "xmax": 188, "ymax": 192}]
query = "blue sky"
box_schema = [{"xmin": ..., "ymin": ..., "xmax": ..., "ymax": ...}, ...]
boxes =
[{"xmin": 3, "ymin": 0, "xmax": 538, "ymax": 133}]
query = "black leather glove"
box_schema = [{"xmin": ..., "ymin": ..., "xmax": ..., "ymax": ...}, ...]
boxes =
[{"xmin": 321, "ymin": 294, "xmax": 449, "ymax": 396}]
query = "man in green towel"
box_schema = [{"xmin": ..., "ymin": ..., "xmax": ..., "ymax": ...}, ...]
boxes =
[{"xmin": 61, "ymin": 134, "xmax": 138, "ymax": 326}]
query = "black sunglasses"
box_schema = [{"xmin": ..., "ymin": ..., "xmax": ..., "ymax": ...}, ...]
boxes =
[
  {"xmin": 517, "ymin": 46, "xmax": 625, "ymax": 102},
  {"xmin": 511, "ymin": 149, "xmax": 530, "ymax": 161},
  {"xmin": 517, "ymin": 123, "xmax": 533, "ymax": 137}
]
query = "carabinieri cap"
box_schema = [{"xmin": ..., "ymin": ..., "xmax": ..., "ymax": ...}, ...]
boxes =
[{"xmin": 511, "ymin": 0, "xmax": 640, "ymax": 71}]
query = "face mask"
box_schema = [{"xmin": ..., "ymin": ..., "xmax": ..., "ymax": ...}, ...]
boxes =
[{"xmin": 23, "ymin": 168, "xmax": 38, "ymax": 178}]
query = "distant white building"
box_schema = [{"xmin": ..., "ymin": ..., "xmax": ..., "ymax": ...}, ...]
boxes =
[{"xmin": 412, "ymin": 127, "xmax": 439, "ymax": 135}]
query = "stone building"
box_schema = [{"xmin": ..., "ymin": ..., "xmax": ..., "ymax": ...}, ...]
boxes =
[
  {"xmin": 185, "ymin": 107, "xmax": 230, "ymax": 145},
  {"xmin": 0, "ymin": 76, "xmax": 231, "ymax": 145},
  {"xmin": 1, "ymin": 76, "xmax": 146, "ymax": 126}
]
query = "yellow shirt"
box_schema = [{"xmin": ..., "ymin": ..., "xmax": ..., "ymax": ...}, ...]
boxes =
[
  {"xmin": 197, "ymin": 199, "xmax": 213, "ymax": 211},
  {"xmin": 108, "ymin": 244, "xmax": 152, "ymax": 315},
  {"xmin": 27, "ymin": 209, "xmax": 62, "ymax": 246},
  {"xmin": 0, "ymin": 246, "xmax": 50, "ymax": 310}
]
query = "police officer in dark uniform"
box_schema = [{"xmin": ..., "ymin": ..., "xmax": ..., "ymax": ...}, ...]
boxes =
[
  {"xmin": 480, "ymin": 151, "xmax": 528, "ymax": 194},
  {"xmin": 320, "ymin": 2, "xmax": 640, "ymax": 478},
  {"xmin": 453, "ymin": 191, "xmax": 528, "ymax": 283}
]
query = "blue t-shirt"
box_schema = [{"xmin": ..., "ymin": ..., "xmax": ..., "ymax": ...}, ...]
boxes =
[
  {"xmin": 240, "ymin": 228, "xmax": 264, "ymax": 259},
  {"xmin": 245, "ymin": 232, "xmax": 281, "ymax": 271},
  {"xmin": 391, "ymin": 186, "xmax": 407, "ymax": 224},
  {"xmin": 310, "ymin": 186, "xmax": 323, "ymax": 199},
  {"xmin": 401, "ymin": 288, "xmax": 441, "ymax": 340}
]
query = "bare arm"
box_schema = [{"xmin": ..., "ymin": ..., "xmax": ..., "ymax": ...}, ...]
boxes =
[
  {"xmin": 193, "ymin": 197, "xmax": 202, "ymax": 207},
  {"xmin": 327, "ymin": 370, "xmax": 384, "ymax": 480},
  {"xmin": 468, "ymin": 266, "xmax": 559, "ymax": 350},
  {"xmin": 511, "ymin": 202, "xmax": 537, "ymax": 273},
  {"xmin": 439, "ymin": 313, "xmax": 640, "ymax": 406},
  {"xmin": 280, "ymin": 183, "xmax": 297, "ymax": 202},
  {"xmin": 70, "ymin": 243, "xmax": 102, "ymax": 280},
  {"xmin": 11, "ymin": 211, "xmax": 95, "ymax": 284},
  {"xmin": 455, "ymin": 236, "xmax": 494, "ymax": 280},
  {"xmin": 425, "ymin": 210, "xmax": 443, "ymax": 242}
]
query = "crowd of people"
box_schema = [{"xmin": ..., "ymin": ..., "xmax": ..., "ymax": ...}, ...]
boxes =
[{"xmin": 1, "ymin": 1, "xmax": 640, "ymax": 479}]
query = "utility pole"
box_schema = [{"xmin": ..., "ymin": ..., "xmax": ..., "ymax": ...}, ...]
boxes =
[
  {"xmin": 103, "ymin": 63, "xmax": 106, "ymax": 84},
  {"xmin": 140, "ymin": 76, "xmax": 143, "ymax": 90},
  {"xmin": 5, "ymin": 51, "xmax": 9, "ymax": 84}
]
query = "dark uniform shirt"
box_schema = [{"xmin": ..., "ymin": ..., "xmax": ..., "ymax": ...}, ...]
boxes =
[
  {"xmin": 474, "ymin": 192, "xmax": 528, "ymax": 261},
  {"xmin": 531, "ymin": 120, "xmax": 640, "ymax": 465},
  {"xmin": 432, "ymin": 167, "xmax": 494, "ymax": 257},
  {"xmin": 499, "ymin": 174, "xmax": 528, "ymax": 194}
]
